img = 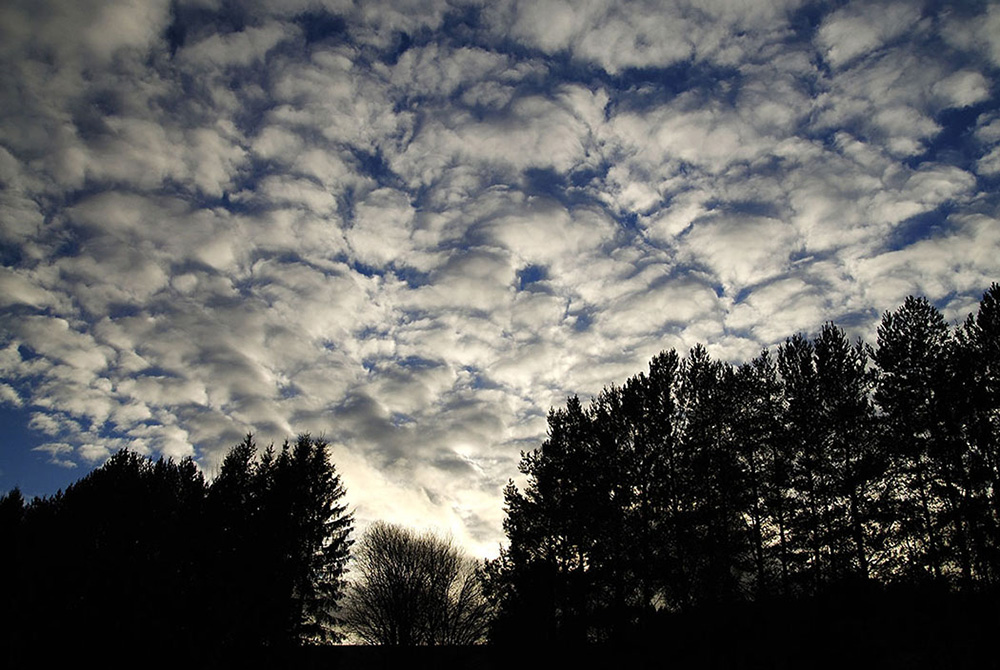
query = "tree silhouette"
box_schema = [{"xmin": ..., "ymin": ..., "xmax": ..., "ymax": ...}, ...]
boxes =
[
  {"xmin": 4, "ymin": 287, "xmax": 998, "ymax": 660},
  {"xmin": 0, "ymin": 450, "xmax": 212, "ymax": 656},
  {"xmin": 811, "ymin": 323, "xmax": 884, "ymax": 582},
  {"xmin": 952, "ymin": 283, "xmax": 1000, "ymax": 585},
  {"xmin": 268, "ymin": 434, "xmax": 354, "ymax": 644},
  {"xmin": 490, "ymin": 395, "xmax": 608, "ymax": 642},
  {"xmin": 342, "ymin": 521, "xmax": 492, "ymax": 645},
  {"xmin": 489, "ymin": 286, "xmax": 1000, "ymax": 644},
  {"xmin": 1, "ymin": 433, "xmax": 353, "ymax": 659},
  {"xmin": 874, "ymin": 296, "xmax": 959, "ymax": 581},
  {"xmin": 207, "ymin": 433, "xmax": 354, "ymax": 647},
  {"xmin": 675, "ymin": 345, "xmax": 748, "ymax": 605},
  {"xmin": 730, "ymin": 348, "xmax": 786, "ymax": 598}
]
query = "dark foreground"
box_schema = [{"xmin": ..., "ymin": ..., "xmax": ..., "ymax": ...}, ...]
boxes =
[
  {"xmin": 297, "ymin": 586, "xmax": 995, "ymax": 670},
  {"xmin": 8, "ymin": 584, "xmax": 996, "ymax": 669}
]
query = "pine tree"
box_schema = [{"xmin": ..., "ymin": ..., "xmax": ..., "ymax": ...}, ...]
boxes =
[
  {"xmin": 777, "ymin": 335, "xmax": 830, "ymax": 593},
  {"xmin": 955, "ymin": 284, "xmax": 1000, "ymax": 583},
  {"xmin": 731, "ymin": 349, "xmax": 785, "ymax": 598},
  {"xmin": 874, "ymin": 296, "xmax": 953, "ymax": 581},
  {"xmin": 675, "ymin": 345, "xmax": 747, "ymax": 606},
  {"xmin": 499, "ymin": 396, "xmax": 602, "ymax": 642},
  {"xmin": 209, "ymin": 434, "xmax": 354, "ymax": 646},
  {"xmin": 813, "ymin": 323, "xmax": 884, "ymax": 582},
  {"xmin": 488, "ymin": 286, "xmax": 1000, "ymax": 646}
]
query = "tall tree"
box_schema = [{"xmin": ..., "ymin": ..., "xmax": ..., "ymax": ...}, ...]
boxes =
[
  {"xmin": 1, "ymin": 451, "xmax": 211, "ymax": 653},
  {"xmin": 277, "ymin": 434, "xmax": 354, "ymax": 644},
  {"xmin": 640, "ymin": 350, "xmax": 683, "ymax": 611},
  {"xmin": 812, "ymin": 323, "xmax": 885, "ymax": 582},
  {"xmin": 207, "ymin": 434, "xmax": 271, "ymax": 647},
  {"xmin": 954, "ymin": 283, "xmax": 1000, "ymax": 584},
  {"xmin": 778, "ymin": 333, "xmax": 834, "ymax": 593},
  {"xmin": 873, "ymin": 296, "xmax": 955, "ymax": 581},
  {"xmin": 2, "ymin": 433, "xmax": 353, "ymax": 658},
  {"xmin": 675, "ymin": 345, "xmax": 748, "ymax": 606},
  {"xmin": 495, "ymin": 395, "xmax": 603, "ymax": 642},
  {"xmin": 210, "ymin": 434, "xmax": 354, "ymax": 646},
  {"xmin": 731, "ymin": 349, "xmax": 786, "ymax": 598},
  {"xmin": 486, "ymin": 285, "xmax": 998, "ymax": 645}
]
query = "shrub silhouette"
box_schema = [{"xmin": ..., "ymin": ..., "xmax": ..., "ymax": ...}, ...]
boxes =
[{"xmin": 341, "ymin": 521, "xmax": 492, "ymax": 645}]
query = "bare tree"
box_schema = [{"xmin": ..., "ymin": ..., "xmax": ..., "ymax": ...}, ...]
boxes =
[{"xmin": 341, "ymin": 521, "xmax": 493, "ymax": 645}]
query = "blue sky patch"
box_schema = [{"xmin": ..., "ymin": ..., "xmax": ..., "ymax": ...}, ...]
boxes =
[{"xmin": 1, "ymin": 0, "xmax": 998, "ymax": 559}]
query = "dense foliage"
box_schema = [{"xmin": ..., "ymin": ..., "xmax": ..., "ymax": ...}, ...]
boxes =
[
  {"xmin": 0, "ymin": 434, "xmax": 352, "ymax": 659},
  {"xmin": 2, "ymin": 286, "xmax": 997, "ymax": 658},
  {"xmin": 486, "ymin": 285, "xmax": 1000, "ymax": 643}
]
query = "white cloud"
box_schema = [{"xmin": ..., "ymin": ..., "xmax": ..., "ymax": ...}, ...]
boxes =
[
  {"xmin": 83, "ymin": 118, "xmax": 249, "ymax": 196},
  {"xmin": 0, "ymin": 0, "xmax": 171, "ymax": 67},
  {"xmin": 726, "ymin": 277, "xmax": 829, "ymax": 345},
  {"xmin": 609, "ymin": 100, "xmax": 765, "ymax": 176},
  {"xmin": 932, "ymin": 70, "xmax": 990, "ymax": 109},
  {"xmin": 977, "ymin": 114, "xmax": 1000, "ymax": 143},
  {"xmin": 179, "ymin": 21, "xmax": 294, "ymax": 69},
  {"xmin": 852, "ymin": 213, "xmax": 1000, "ymax": 311},
  {"xmin": 1, "ymin": 0, "xmax": 998, "ymax": 560},
  {"xmin": 978, "ymin": 145, "xmax": 1000, "ymax": 176},
  {"xmin": 393, "ymin": 88, "xmax": 598, "ymax": 185},
  {"xmin": 33, "ymin": 442, "xmax": 77, "ymax": 468},
  {"xmin": 503, "ymin": 0, "xmax": 801, "ymax": 73},
  {"xmin": 270, "ymin": 48, "xmax": 411, "ymax": 156},
  {"xmin": 0, "ymin": 383, "xmax": 22, "ymax": 408},
  {"xmin": 78, "ymin": 443, "xmax": 113, "ymax": 463},
  {"xmin": 387, "ymin": 45, "xmax": 515, "ymax": 98},
  {"xmin": 347, "ymin": 188, "xmax": 417, "ymax": 268},
  {"xmin": 681, "ymin": 215, "xmax": 797, "ymax": 291},
  {"xmin": 0, "ymin": 268, "xmax": 62, "ymax": 311},
  {"xmin": 817, "ymin": 2, "xmax": 923, "ymax": 69},
  {"xmin": 940, "ymin": 3, "xmax": 1000, "ymax": 68}
]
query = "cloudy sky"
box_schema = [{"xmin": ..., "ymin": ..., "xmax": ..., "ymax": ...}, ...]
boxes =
[{"xmin": 1, "ymin": 0, "xmax": 998, "ymax": 557}]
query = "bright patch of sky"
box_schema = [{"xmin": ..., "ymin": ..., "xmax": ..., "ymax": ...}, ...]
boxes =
[{"xmin": 1, "ymin": 0, "xmax": 998, "ymax": 558}]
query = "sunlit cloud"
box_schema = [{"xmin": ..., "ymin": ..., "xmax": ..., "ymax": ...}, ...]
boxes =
[{"xmin": 1, "ymin": 0, "xmax": 998, "ymax": 558}]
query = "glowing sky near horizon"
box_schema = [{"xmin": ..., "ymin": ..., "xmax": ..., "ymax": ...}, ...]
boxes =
[{"xmin": 1, "ymin": 0, "xmax": 999, "ymax": 558}]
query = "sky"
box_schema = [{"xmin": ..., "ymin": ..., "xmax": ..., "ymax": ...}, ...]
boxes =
[{"xmin": 1, "ymin": 0, "xmax": 998, "ymax": 559}]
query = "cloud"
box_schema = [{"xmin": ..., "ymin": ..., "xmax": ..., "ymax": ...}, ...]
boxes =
[
  {"xmin": 0, "ymin": 384, "xmax": 22, "ymax": 407},
  {"xmin": 932, "ymin": 70, "xmax": 991, "ymax": 109},
  {"xmin": 33, "ymin": 443, "xmax": 77, "ymax": 469},
  {"xmin": 681, "ymin": 215, "xmax": 797, "ymax": 290},
  {"xmin": 502, "ymin": 0, "xmax": 801, "ymax": 73},
  {"xmin": 726, "ymin": 276, "xmax": 830, "ymax": 345},
  {"xmin": 852, "ymin": 212, "xmax": 1000, "ymax": 312},
  {"xmin": 347, "ymin": 188, "xmax": 417, "ymax": 268},
  {"xmin": 1, "ymin": 0, "xmax": 998, "ymax": 560},
  {"xmin": 816, "ymin": 2, "xmax": 923, "ymax": 69},
  {"xmin": 0, "ymin": 0, "xmax": 171, "ymax": 67},
  {"xmin": 179, "ymin": 21, "xmax": 294, "ymax": 69},
  {"xmin": 978, "ymin": 145, "xmax": 1000, "ymax": 176},
  {"xmin": 940, "ymin": 2, "xmax": 1000, "ymax": 68}
]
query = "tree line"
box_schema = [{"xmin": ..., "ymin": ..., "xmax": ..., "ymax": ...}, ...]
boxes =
[
  {"xmin": 1, "ymin": 285, "xmax": 997, "ymax": 655},
  {"xmin": 1, "ymin": 435, "xmax": 490, "ymax": 659},
  {"xmin": 484, "ymin": 284, "xmax": 1000, "ymax": 644},
  {"xmin": 1, "ymin": 435, "xmax": 353, "ymax": 659}
]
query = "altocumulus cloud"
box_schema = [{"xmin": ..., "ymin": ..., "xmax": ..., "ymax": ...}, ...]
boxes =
[{"xmin": 1, "ymin": 0, "xmax": 998, "ymax": 557}]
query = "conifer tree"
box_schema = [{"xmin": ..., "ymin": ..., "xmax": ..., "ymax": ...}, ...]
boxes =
[
  {"xmin": 812, "ymin": 323, "xmax": 884, "ymax": 581},
  {"xmin": 487, "ymin": 286, "xmax": 999, "ymax": 645},
  {"xmin": 955, "ymin": 284, "xmax": 1000, "ymax": 583},
  {"xmin": 209, "ymin": 434, "xmax": 353, "ymax": 646},
  {"xmin": 874, "ymin": 296, "xmax": 954, "ymax": 581},
  {"xmin": 731, "ymin": 349, "xmax": 785, "ymax": 598}
]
